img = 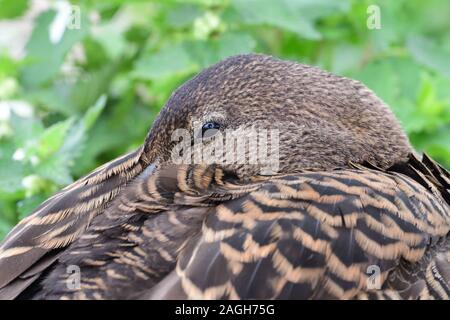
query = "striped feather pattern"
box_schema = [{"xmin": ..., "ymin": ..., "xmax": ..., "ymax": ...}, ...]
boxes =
[
  {"xmin": 164, "ymin": 158, "xmax": 450, "ymax": 299},
  {"xmin": 0, "ymin": 147, "xmax": 147, "ymax": 298},
  {"xmin": 14, "ymin": 154, "xmax": 450, "ymax": 300}
]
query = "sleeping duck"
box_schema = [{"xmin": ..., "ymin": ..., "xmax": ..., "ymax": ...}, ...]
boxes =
[{"xmin": 0, "ymin": 54, "xmax": 449, "ymax": 299}]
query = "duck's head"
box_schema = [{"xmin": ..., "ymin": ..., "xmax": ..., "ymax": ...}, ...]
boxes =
[{"xmin": 141, "ymin": 54, "xmax": 412, "ymax": 178}]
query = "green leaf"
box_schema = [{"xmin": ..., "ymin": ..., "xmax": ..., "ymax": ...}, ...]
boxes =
[
  {"xmin": 69, "ymin": 65, "xmax": 116, "ymax": 113},
  {"xmin": 407, "ymin": 35, "xmax": 450, "ymax": 78},
  {"xmin": 231, "ymin": 0, "xmax": 321, "ymax": 39},
  {"xmin": 182, "ymin": 32, "xmax": 256, "ymax": 69},
  {"xmin": 0, "ymin": 0, "xmax": 29, "ymax": 19},
  {"xmin": 90, "ymin": 18, "xmax": 127, "ymax": 60},
  {"xmin": 21, "ymin": 10, "xmax": 89, "ymax": 88},
  {"xmin": 166, "ymin": 4, "xmax": 202, "ymax": 28},
  {"xmin": 81, "ymin": 37, "xmax": 110, "ymax": 70},
  {"xmin": 9, "ymin": 113, "xmax": 45, "ymax": 146},
  {"xmin": 285, "ymin": 0, "xmax": 350, "ymax": 20},
  {"xmin": 58, "ymin": 94, "xmax": 108, "ymax": 173},
  {"xmin": 390, "ymin": 58, "xmax": 421, "ymax": 101},
  {"xmin": 132, "ymin": 44, "xmax": 197, "ymax": 80},
  {"xmin": 35, "ymin": 155, "xmax": 73, "ymax": 185},
  {"xmin": 83, "ymin": 94, "xmax": 107, "ymax": 130},
  {"xmin": 0, "ymin": 54, "xmax": 22, "ymax": 79},
  {"xmin": 351, "ymin": 60, "xmax": 400, "ymax": 107},
  {"xmin": 0, "ymin": 142, "xmax": 25, "ymax": 194},
  {"xmin": 36, "ymin": 118, "xmax": 75, "ymax": 159},
  {"xmin": 27, "ymin": 86, "xmax": 74, "ymax": 116},
  {"xmin": 216, "ymin": 32, "xmax": 256, "ymax": 60}
]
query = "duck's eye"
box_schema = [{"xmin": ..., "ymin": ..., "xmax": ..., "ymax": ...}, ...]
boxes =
[{"xmin": 201, "ymin": 122, "xmax": 221, "ymax": 138}]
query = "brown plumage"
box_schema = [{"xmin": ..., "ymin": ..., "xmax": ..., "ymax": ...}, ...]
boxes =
[{"xmin": 0, "ymin": 54, "xmax": 449, "ymax": 299}]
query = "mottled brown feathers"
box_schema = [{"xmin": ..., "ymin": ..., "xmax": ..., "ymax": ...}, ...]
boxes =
[
  {"xmin": 144, "ymin": 54, "xmax": 412, "ymax": 175},
  {"xmin": 148, "ymin": 155, "xmax": 450, "ymax": 299},
  {"xmin": 0, "ymin": 147, "xmax": 146, "ymax": 298},
  {"xmin": 0, "ymin": 54, "xmax": 448, "ymax": 300},
  {"xmin": 21, "ymin": 154, "xmax": 450, "ymax": 300}
]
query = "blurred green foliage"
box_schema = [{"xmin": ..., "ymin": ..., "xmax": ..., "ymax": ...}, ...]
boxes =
[{"xmin": 0, "ymin": 0, "xmax": 449, "ymax": 239}]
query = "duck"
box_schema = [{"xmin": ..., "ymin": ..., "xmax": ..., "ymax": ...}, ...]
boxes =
[{"xmin": 0, "ymin": 54, "xmax": 449, "ymax": 299}]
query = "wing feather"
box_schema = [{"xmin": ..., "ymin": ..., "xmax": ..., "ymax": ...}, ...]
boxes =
[
  {"xmin": 6, "ymin": 155, "xmax": 448, "ymax": 300},
  {"xmin": 155, "ymin": 159, "xmax": 450, "ymax": 299},
  {"xmin": 0, "ymin": 147, "xmax": 146, "ymax": 294}
]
